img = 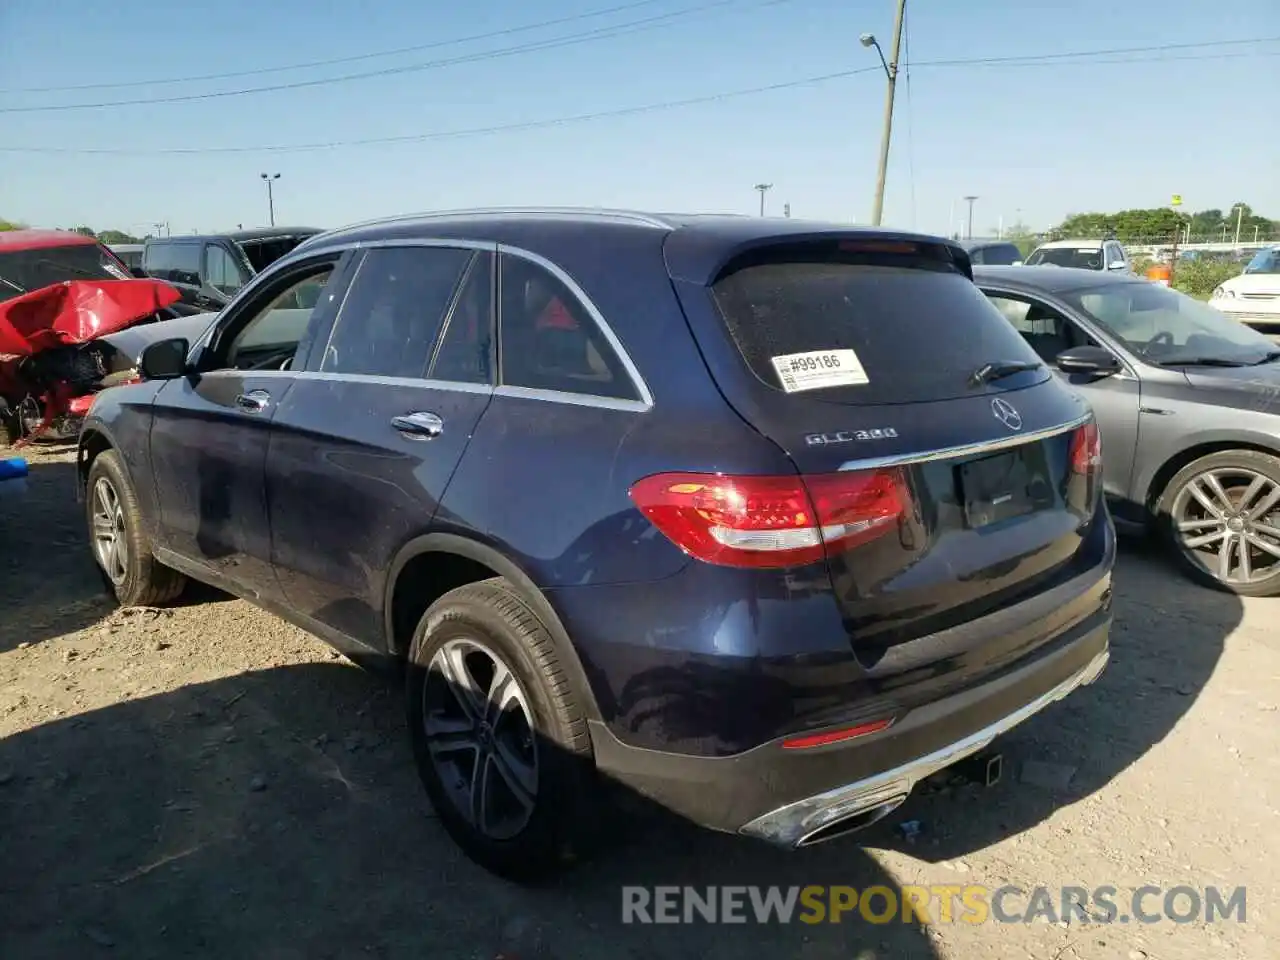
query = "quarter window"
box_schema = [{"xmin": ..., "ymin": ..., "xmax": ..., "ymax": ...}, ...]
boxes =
[
  {"xmin": 498, "ymin": 254, "xmax": 637, "ymax": 401},
  {"xmin": 320, "ymin": 246, "xmax": 473, "ymax": 379}
]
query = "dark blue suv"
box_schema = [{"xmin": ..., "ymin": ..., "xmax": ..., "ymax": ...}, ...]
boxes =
[{"xmin": 78, "ymin": 209, "xmax": 1114, "ymax": 880}]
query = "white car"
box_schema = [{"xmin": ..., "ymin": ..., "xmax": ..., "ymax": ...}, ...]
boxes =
[
  {"xmin": 1210, "ymin": 246, "xmax": 1280, "ymax": 333},
  {"xmin": 1024, "ymin": 238, "xmax": 1133, "ymax": 274}
]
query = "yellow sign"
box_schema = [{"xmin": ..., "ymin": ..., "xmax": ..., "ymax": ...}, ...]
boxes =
[{"xmin": 1171, "ymin": 195, "xmax": 1183, "ymax": 207}]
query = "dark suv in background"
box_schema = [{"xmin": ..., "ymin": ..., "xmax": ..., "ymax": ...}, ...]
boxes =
[
  {"xmin": 79, "ymin": 209, "xmax": 1113, "ymax": 880},
  {"xmin": 141, "ymin": 227, "xmax": 320, "ymax": 314}
]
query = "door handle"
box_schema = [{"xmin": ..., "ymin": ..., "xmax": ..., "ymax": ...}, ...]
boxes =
[
  {"xmin": 235, "ymin": 389, "xmax": 271, "ymax": 413},
  {"xmin": 391, "ymin": 411, "xmax": 443, "ymax": 440}
]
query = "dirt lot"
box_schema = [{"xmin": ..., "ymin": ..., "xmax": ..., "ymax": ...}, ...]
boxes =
[{"xmin": 2, "ymin": 446, "xmax": 1277, "ymax": 960}]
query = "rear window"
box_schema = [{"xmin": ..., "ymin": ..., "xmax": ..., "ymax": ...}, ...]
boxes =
[
  {"xmin": 710, "ymin": 250, "xmax": 1047, "ymax": 404},
  {"xmin": 0, "ymin": 243, "xmax": 130, "ymax": 303},
  {"xmin": 236, "ymin": 236, "xmax": 314, "ymax": 273},
  {"xmin": 1025, "ymin": 246, "xmax": 1104, "ymax": 269},
  {"xmin": 972, "ymin": 243, "xmax": 1023, "ymax": 266}
]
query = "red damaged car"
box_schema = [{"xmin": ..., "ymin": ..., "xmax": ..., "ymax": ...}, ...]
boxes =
[{"xmin": 0, "ymin": 229, "xmax": 181, "ymax": 446}]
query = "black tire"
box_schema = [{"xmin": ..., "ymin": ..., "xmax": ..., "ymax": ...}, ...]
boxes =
[
  {"xmin": 405, "ymin": 577, "xmax": 599, "ymax": 882},
  {"xmin": 85, "ymin": 449, "xmax": 187, "ymax": 606},
  {"xmin": 0, "ymin": 403, "xmax": 17, "ymax": 447},
  {"xmin": 1157, "ymin": 448, "xmax": 1280, "ymax": 597}
]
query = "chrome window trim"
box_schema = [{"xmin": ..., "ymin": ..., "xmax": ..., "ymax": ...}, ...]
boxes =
[
  {"xmin": 496, "ymin": 243, "xmax": 654, "ymax": 410},
  {"xmin": 837, "ymin": 412, "xmax": 1091, "ymax": 472},
  {"xmin": 493, "ymin": 384, "xmax": 649, "ymax": 413},
  {"xmin": 207, "ymin": 368, "xmax": 495, "ymax": 395},
  {"xmin": 248, "ymin": 237, "xmax": 654, "ymax": 413}
]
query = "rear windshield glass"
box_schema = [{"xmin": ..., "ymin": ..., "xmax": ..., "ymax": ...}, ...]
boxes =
[
  {"xmin": 235, "ymin": 236, "xmax": 314, "ymax": 273},
  {"xmin": 1025, "ymin": 246, "xmax": 1104, "ymax": 269},
  {"xmin": 974, "ymin": 243, "xmax": 1023, "ymax": 266},
  {"xmin": 0, "ymin": 244, "xmax": 130, "ymax": 303},
  {"xmin": 710, "ymin": 252, "xmax": 1047, "ymax": 404}
]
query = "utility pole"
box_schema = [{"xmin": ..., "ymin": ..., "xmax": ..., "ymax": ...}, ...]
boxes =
[
  {"xmin": 754, "ymin": 183, "xmax": 772, "ymax": 217},
  {"xmin": 1233, "ymin": 203, "xmax": 1245, "ymax": 247},
  {"xmin": 963, "ymin": 195, "xmax": 978, "ymax": 239},
  {"xmin": 261, "ymin": 172, "xmax": 281, "ymax": 227},
  {"xmin": 863, "ymin": 0, "xmax": 907, "ymax": 227}
]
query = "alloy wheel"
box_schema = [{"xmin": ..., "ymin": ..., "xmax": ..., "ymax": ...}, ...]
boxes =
[
  {"xmin": 91, "ymin": 477, "xmax": 129, "ymax": 586},
  {"xmin": 1171, "ymin": 467, "xmax": 1280, "ymax": 585},
  {"xmin": 422, "ymin": 638, "xmax": 539, "ymax": 841}
]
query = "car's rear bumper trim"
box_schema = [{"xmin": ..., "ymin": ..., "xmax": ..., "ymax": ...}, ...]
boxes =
[{"xmin": 737, "ymin": 647, "xmax": 1109, "ymax": 848}]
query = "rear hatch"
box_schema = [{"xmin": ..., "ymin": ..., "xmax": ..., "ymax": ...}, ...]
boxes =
[{"xmin": 667, "ymin": 235, "xmax": 1100, "ymax": 656}]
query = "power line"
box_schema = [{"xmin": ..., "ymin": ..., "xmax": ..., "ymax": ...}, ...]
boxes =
[
  {"xmin": 0, "ymin": 0, "xmax": 672, "ymax": 94},
  {"xmin": 0, "ymin": 67, "xmax": 881, "ymax": 155},
  {"xmin": 3, "ymin": 44, "xmax": 1277, "ymax": 156},
  {"xmin": 0, "ymin": 0, "xmax": 787, "ymax": 114},
  {"xmin": 913, "ymin": 35, "xmax": 1279, "ymax": 69}
]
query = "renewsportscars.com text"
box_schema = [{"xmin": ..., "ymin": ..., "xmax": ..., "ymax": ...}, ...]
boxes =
[{"xmin": 621, "ymin": 885, "xmax": 1247, "ymax": 926}]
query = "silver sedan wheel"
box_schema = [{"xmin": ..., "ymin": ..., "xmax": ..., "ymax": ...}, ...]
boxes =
[
  {"xmin": 422, "ymin": 638, "xmax": 539, "ymax": 841},
  {"xmin": 91, "ymin": 477, "xmax": 128, "ymax": 586},
  {"xmin": 1171, "ymin": 467, "xmax": 1280, "ymax": 585}
]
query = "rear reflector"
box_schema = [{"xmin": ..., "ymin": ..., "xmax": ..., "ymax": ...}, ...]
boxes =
[
  {"xmin": 628, "ymin": 468, "xmax": 909, "ymax": 569},
  {"xmin": 782, "ymin": 718, "xmax": 894, "ymax": 750}
]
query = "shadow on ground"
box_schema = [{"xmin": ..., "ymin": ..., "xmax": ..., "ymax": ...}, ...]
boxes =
[
  {"xmin": 0, "ymin": 459, "xmax": 233, "ymax": 653},
  {"xmin": 0, "ymin": 515, "xmax": 1237, "ymax": 958},
  {"xmin": 0, "ymin": 661, "xmax": 942, "ymax": 960},
  {"xmin": 866, "ymin": 536, "xmax": 1237, "ymax": 862}
]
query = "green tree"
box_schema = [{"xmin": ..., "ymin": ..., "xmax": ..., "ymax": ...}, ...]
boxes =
[
  {"xmin": 0, "ymin": 219, "xmax": 25, "ymax": 231},
  {"xmin": 97, "ymin": 229, "xmax": 141, "ymax": 244},
  {"xmin": 1051, "ymin": 204, "xmax": 1277, "ymax": 245}
]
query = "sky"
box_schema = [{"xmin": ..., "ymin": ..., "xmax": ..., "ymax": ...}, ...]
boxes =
[{"xmin": 1, "ymin": 0, "xmax": 1277, "ymax": 238}]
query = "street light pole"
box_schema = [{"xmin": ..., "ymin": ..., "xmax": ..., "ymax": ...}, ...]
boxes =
[
  {"xmin": 863, "ymin": 0, "xmax": 907, "ymax": 227},
  {"xmin": 261, "ymin": 172, "xmax": 281, "ymax": 227},
  {"xmin": 754, "ymin": 183, "xmax": 773, "ymax": 217},
  {"xmin": 1233, "ymin": 202, "xmax": 1245, "ymax": 247},
  {"xmin": 963, "ymin": 195, "xmax": 978, "ymax": 240}
]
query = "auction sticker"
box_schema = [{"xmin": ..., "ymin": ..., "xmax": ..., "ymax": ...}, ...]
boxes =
[{"xmin": 771, "ymin": 349, "xmax": 869, "ymax": 393}]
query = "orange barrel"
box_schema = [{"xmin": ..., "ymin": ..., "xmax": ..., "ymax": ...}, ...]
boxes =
[{"xmin": 1146, "ymin": 263, "xmax": 1171, "ymax": 286}]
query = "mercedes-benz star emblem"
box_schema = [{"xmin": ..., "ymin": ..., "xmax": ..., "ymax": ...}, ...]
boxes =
[{"xmin": 991, "ymin": 397, "xmax": 1023, "ymax": 432}]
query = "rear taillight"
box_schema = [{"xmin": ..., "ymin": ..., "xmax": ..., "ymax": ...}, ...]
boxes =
[
  {"xmin": 1069, "ymin": 421, "xmax": 1102, "ymax": 476},
  {"xmin": 628, "ymin": 468, "xmax": 909, "ymax": 569}
]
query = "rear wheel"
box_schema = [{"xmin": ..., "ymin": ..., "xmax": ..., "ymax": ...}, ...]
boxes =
[
  {"xmin": 404, "ymin": 577, "xmax": 598, "ymax": 882},
  {"xmin": 1158, "ymin": 449, "xmax": 1280, "ymax": 596},
  {"xmin": 85, "ymin": 450, "xmax": 187, "ymax": 606}
]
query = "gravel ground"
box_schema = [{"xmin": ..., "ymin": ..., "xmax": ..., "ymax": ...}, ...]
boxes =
[{"xmin": 1, "ymin": 445, "xmax": 1277, "ymax": 960}]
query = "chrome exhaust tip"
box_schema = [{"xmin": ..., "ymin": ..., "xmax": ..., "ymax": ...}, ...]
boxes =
[{"xmin": 795, "ymin": 794, "xmax": 908, "ymax": 848}]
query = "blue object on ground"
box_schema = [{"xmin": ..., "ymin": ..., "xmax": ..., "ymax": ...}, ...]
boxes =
[{"xmin": 0, "ymin": 457, "xmax": 29, "ymax": 481}]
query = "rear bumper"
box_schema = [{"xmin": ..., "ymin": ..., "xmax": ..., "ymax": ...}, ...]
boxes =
[
  {"xmin": 740, "ymin": 644, "xmax": 1108, "ymax": 847},
  {"xmin": 589, "ymin": 598, "xmax": 1111, "ymax": 844}
]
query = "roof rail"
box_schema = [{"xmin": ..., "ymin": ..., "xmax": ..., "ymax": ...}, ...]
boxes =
[{"xmin": 300, "ymin": 207, "xmax": 673, "ymax": 247}]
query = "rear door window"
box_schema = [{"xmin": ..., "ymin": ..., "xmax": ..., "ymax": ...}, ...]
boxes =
[
  {"xmin": 710, "ymin": 248, "xmax": 1047, "ymax": 405},
  {"xmin": 430, "ymin": 251, "xmax": 494, "ymax": 385},
  {"xmin": 319, "ymin": 245, "xmax": 472, "ymax": 379}
]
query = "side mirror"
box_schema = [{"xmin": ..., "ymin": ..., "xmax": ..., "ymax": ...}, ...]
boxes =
[
  {"xmin": 139, "ymin": 338, "xmax": 191, "ymax": 380},
  {"xmin": 1056, "ymin": 345, "xmax": 1122, "ymax": 377},
  {"xmin": 130, "ymin": 266, "xmax": 149, "ymax": 278}
]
